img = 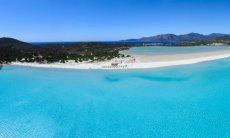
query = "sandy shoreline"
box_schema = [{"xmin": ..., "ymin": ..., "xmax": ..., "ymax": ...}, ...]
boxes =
[
  {"xmin": 134, "ymin": 49, "xmax": 230, "ymax": 62},
  {"xmin": 10, "ymin": 49, "xmax": 230, "ymax": 70}
]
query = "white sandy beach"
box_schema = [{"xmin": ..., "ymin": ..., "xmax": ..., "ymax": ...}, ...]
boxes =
[{"xmin": 11, "ymin": 49, "xmax": 230, "ymax": 70}]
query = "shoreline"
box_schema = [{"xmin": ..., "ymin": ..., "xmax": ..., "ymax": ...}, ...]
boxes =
[{"xmin": 10, "ymin": 52, "xmax": 230, "ymax": 70}]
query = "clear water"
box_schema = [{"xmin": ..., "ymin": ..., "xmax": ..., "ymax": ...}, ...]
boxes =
[
  {"xmin": 1, "ymin": 59, "xmax": 230, "ymax": 137},
  {"xmin": 122, "ymin": 46, "xmax": 230, "ymax": 56}
]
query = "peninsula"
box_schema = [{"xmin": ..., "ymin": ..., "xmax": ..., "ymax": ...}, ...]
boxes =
[
  {"xmin": 0, "ymin": 37, "xmax": 131, "ymax": 64},
  {"xmin": 1, "ymin": 34, "xmax": 230, "ymax": 70}
]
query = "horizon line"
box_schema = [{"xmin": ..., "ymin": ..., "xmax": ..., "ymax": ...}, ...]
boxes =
[{"xmin": 1, "ymin": 32, "xmax": 230, "ymax": 43}]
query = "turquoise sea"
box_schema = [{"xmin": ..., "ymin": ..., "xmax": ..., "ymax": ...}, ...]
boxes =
[
  {"xmin": 1, "ymin": 58, "xmax": 230, "ymax": 137},
  {"xmin": 122, "ymin": 46, "xmax": 230, "ymax": 56}
]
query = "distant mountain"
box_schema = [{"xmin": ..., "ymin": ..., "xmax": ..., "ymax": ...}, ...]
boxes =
[
  {"xmin": 0, "ymin": 37, "xmax": 32, "ymax": 48},
  {"xmin": 122, "ymin": 33, "xmax": 230, "ymax": 43}
]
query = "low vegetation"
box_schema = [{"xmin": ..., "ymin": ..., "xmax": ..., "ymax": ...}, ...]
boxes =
[{"xmin": 0, "ymin": 38, "xmax": 131, "ymax": 64}]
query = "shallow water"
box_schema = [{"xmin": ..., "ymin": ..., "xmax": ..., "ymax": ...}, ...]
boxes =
[
  {"xmin": 122, "ymin": 46, "xmax": 230, "ymax": 56},
  {"xmin": 1, "ymin": 58, "xmax": 230, "ymax": 137}
]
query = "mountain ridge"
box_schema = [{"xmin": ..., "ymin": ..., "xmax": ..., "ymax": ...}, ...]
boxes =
[{"xmin": 122, "ymin": 33, "xmax": 230, "ymax": 43}]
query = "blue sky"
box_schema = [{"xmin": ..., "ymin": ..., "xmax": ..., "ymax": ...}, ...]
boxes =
[{"xmin": 0, "ymin": 0, "xmax": 229, "ymax": 42}]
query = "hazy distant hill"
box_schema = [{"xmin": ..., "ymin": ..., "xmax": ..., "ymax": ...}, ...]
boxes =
[
  {"xmin": 0, "ymin": 37, "xmax": 32, "ymax": 48},
  {"xmin": 122, "ymin": 33, "xmax": 230, "ymax": 43}
]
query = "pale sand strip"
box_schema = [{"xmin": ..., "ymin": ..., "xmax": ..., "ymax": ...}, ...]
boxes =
[
  {"xmin": 134, "ymin": 50, "xmax": 230, "ymax": 62},
  {"xmin": 11, "ymin": 50, "xmax": 230, "ymax": 70}
]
